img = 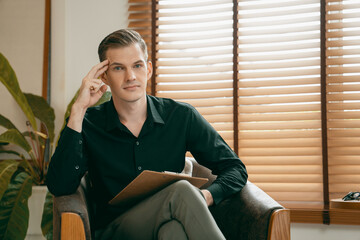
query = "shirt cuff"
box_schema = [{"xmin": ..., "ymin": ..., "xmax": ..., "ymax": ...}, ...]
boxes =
[
  {"xmin": 207, "ymin": 183, "xmax": 224, "ymax": 205},
  {"xmin": 57, "ymin": 125, "xmax": 85, "ymax": 167}
]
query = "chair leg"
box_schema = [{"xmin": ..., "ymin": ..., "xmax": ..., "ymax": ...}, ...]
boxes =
[
  {"xmin": 267, "ymin": 209, "xmax": 291, "ymax": 240},
  {"xmin": 61, "ymin": 212, "xmax": 86, "ymax": 240}
]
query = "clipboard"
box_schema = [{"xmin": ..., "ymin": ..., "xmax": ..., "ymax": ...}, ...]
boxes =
[{"xmin": 109, "ymin": 170, "xmax": 208, "ymax": 207}]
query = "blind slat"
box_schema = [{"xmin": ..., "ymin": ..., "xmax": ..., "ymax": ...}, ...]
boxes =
[
  {"xmin": 242, "ymin": 156, "xmax": 322, "ymax": 165},
  {"xmin": 157, "ymin": 73, "xmax": 233, "ymax": 82},
  {"xmin": 239, "ymin": 121, "xmax": 321, "ymax": 131},
  {"xmin": 238, "ymin": 103, "xmax": 320, "ymax": 113},
  {"xmin": 157, "ymin": 48, "xmax": 233, "ymax": 58},
  {"xmin": 157, "ymin": 65, "xmax": 232, "ymax": 74},
  {"xmin": 239, "ymin": 94, "xmax": 319, "ymax": 105},
  {"xmin": 239, "ymin": 138, "xmax": 321, "ymax": 148},
  {"xmin": 238, "ymin": 85, "xmax": 320, "ymax": 96},
  {"xmin": 239, "ymin": 112, "xmax": 321, "ymax": 122},
  {"xmin": 238, "ymin": 50, "xmax": 320, "ymax": 61},
  {"xmin": 157, "ymin": 90, "xmax": 233, "ymax": 99},
  {"xmin": 238, "ymin": 147, "xmax": 322, "ymax": 156},
  {"xmin": 239, "ymin": 59, "xmax": 320, "ymax": 70},
  {"xmin": 157, "ymin": 81, "xmax": 232, "ymax": 91},
  {"xmin": 246, "ymin": 166, "xmax": 322, "ymax": 174},
  {"xmin": 239, "ymin": 130, "xmax": 321, "ymax": 139},
  {"xmin": 238, "ymin": 68, "xmax": 320, "ymax": 79},
  {"xmin": 157, "ymin": 56, "xmax": 233, "ymax": 66}
]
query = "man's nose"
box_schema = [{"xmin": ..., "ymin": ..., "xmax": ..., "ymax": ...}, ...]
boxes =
[{"xmin": 126, "ymin": 69, "xmax": 136, "ymax": 81}]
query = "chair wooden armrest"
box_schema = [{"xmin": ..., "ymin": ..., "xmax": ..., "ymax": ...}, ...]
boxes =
[
  {"xmin": 268, "ymin": 209, "xmax": 291, "ymax": 240},
  {"xmin": 53, "ymin": 177, "xmax": 92, "ymax": 240},
  {"xmin": 60, "ymin": 212, "xmax": 86, "ymax": 240}
]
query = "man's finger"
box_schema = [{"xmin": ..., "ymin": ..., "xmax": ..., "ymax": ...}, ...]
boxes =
[
  {"xmin": 94, "ymin": 64, "xmax": 108, "ymax": 79},
  {"xmin": 86, "ymin": 59, "xmax": 109, "ymax": 78},
  {"xmin": 88, "ymin": 79, "xmax": 104, "ymax": 92}
]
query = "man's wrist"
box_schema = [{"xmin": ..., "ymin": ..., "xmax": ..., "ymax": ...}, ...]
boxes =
[
  {"xmin": 201, "ymin": 189, "xmax": 214, "ymax": 206},
  {"xmin": 67, "ymin": 104, "xmax": 87, "ymax": 133}
]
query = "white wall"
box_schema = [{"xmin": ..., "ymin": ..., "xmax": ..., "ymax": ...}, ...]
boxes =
[
  {"xmin": 292, "ymin": 223, "xmax": 360, "ymax": 240},
  {"xmin": 0, "ymin": 0, "xmax": 44, "ymax": 132},
  {"xmin": 51, "ymin": 0, "xmax": 128, "ymax": 137}
]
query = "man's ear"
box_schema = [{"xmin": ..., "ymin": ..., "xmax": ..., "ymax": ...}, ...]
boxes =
[{"xmin": 147, "ymin": 61, "xmax": 153, "ymax": 80}]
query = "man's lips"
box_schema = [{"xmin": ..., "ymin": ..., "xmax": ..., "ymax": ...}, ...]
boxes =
[{"xmin": 123, "ymin": 85, "xmax": 139, "ymax": 90}]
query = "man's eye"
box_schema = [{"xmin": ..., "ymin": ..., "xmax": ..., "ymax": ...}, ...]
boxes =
[
  {"xmin": 134, "ymin": 64, "xmax": 142, "ymax": 68},
  {"xmin": 114, "ymin": 66, "xmax": 123, "ymax": 70}
]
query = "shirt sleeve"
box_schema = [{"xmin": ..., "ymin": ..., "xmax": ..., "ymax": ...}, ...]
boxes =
[
  {"xmin": 185, "ymin": 105, "xmax": 248, "ymax": 205},
  {"xmin": 46, "ymin": 126, "xmax": 88, "ymax": 196}
]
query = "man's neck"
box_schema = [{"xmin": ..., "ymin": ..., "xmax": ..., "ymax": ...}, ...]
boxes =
[{"xmin": 112, "ymin": 95, "xmax": 147, "ymax": 137}]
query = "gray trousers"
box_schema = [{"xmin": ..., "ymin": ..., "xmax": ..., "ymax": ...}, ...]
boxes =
[{"xmin": 97, "ymin": 180, "xmax": 225, "ymax": 240}]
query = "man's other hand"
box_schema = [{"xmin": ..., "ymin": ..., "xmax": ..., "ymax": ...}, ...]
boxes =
[{"xmin": 201, "ymin": 189, "xmax": 214, "ymax": 206}]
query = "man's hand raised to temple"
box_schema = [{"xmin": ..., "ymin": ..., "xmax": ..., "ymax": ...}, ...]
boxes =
[
  {"xmin": 76, "ymin": 60, "xmax": 109, "ymax": 110},
  {"xmin": 67, "ymin": 60, "xmax": 109, "ymax": 132}
]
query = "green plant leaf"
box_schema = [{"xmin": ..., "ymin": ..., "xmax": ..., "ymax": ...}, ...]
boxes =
[
  {"xmin": 0, "ymin": 52, "xmax": 37, "ymax": 131},
  {"xmin": 94, "ymin": 91, "xmax": 112, "ymax": 107},
  {"xmin": 0, "ymin": 170, "xmax": 32, "ymax": 240},
  {"xmin": 0, "ymin": 129, "xmax": 32, "ymax": 153},
  {"xmin": 0, "ymin": 160, "xmax": 19, "ymax": 200},
  {"xmin": 22, "ymin": 131, "xmax": 46, "ymax": 147},
  {"xmin": 24, "ymin": 93, "xmax": 55, "ymax": 143},
  {"xmin": 0, "ymin": 114, "xmax": 17, "ymax": 130},
  {"xmin": 41, "ymin": 191, "xmax": 53, "ymax": 240},
  {"xmin": 0, "ymin": 150, "xmax": 21, "ymax": 158}
]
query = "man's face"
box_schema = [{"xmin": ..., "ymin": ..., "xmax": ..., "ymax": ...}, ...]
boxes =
[{"xmin": 102, "ymin": 43, "xmax": 152, "ymax": 104}]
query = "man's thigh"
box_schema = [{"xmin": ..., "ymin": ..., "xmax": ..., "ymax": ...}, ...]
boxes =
[{"xmin": 98, "ymin": 180, "xmax": 224, "ymax": 240}]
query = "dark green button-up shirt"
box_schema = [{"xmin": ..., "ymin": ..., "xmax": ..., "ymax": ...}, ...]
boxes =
[{"xmin": 47, "ymin": 95, "xmax": 247, "ymax": 229}]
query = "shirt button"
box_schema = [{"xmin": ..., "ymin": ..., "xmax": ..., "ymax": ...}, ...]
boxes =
[
  {"xmin": 138, "ymin": 166, "xmax": 142, "ymax": 170},
  {"xmin": 79, "ymin": 140, "xmax": 82, "ymax": 144},
  {"xmin": 75, "ymin": 165, "xmax": 80, "ymax": 170},
  {"xmin": 136, "ymin": 141, "xmax": 140, "ymax": 146}
]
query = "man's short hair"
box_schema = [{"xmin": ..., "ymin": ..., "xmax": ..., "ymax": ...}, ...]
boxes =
[{"xmin": 98, "ymin": 29, "xmax": 148, "ymax": 62}]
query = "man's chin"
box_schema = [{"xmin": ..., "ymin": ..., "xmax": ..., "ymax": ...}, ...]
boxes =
[{"xmin": 114, "ymin": 94, "xmax": 146, "ymax": 104}]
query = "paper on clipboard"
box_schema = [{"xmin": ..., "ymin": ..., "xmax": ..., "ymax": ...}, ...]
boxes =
[{"xmin": 108, "ymin": 170, "xmax": 208, "ymax": 207}]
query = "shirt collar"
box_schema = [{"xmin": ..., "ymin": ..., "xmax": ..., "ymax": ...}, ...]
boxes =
[
  {"xmin": 105, "ymin": 95, "xmax": 165, "ymax": 132},
  {"xmin": 105, "ymin": 99, "xmax": 122, "ymax": 131},
  {"xmin": 146, "ymin": 95, "xmax": 165, "ymax": 125}
]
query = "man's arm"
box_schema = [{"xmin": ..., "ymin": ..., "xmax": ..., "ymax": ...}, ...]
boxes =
[
  {"xmin": 186, "ymin": 106, "xmax": 248, "ymax": 206},
  {"xmin": 68, "ymin": 60, "xmax": 109, "ymax": 132},
  {"xmin": 46, "ymin": 60, "xmax": 109, "ymax": 196}
]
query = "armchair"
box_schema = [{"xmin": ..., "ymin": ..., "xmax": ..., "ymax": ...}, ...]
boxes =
[{"xmin": 53, "ymin": 158, "xmax": 290, "ymax": 240}]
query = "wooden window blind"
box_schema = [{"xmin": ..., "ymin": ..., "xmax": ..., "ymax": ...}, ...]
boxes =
[
  {"xmin": 326, "ymin": 0, "xmax": 360, "ymax": 202},
  {"xmin": 154, "ymin": 0, "xmax": 235, "ymax": 148},
  {"xmin": 128, "ymin": 0, "xmax": 153, "ymax": 93},
  {"xmin": 138, "ymin": 0, "xmax": 360, "ymax": 224},
  {"xmin": 237, "ymin": 1, "xmax": 323, "ymax": 210},
  {"xmin": 128, "ymin": 0, "xmax": 152, "ymax": 56}
]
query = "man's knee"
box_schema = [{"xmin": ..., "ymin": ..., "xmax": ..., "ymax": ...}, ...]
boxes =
[
  {"xmin": 172, "ymin": 180, "xmax": 193, "ymax": 192},
  {"xmin": 158, "ymin": 220, "xmax": 188, "ymax": 240},
  {"xmin": 165, "ymin": 180, "xmax": 205, "ymax": 205}
]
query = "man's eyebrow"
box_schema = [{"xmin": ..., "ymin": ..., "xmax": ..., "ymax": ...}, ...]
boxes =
[
  {"xmin": 134, "ymin": 60, "xmax": 145, "ymax": 65},
  {"xmin": 109, "ymin": 60, "xmax": 145, "ymax": 66},
  {"xmin": 109, "ymin": 62, "xmax": 124, "ymax": 66}
]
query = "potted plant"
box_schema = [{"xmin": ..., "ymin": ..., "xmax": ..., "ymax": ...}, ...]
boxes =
[{"xmin": 0, "ymin": 52, "xmax": 110, "ymax": 239}]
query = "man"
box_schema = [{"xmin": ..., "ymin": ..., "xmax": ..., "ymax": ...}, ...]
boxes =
[{"xmin": 47, "ymin": 29, "xmax": 247, "ymax": 240}]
